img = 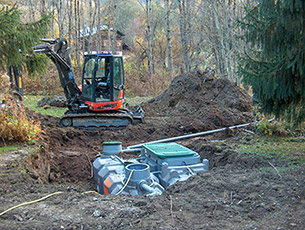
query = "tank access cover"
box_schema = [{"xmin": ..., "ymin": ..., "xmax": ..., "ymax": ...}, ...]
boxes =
[{"xmin": 142, "ymin": 142, "xmax": 196, "ymax": 158}]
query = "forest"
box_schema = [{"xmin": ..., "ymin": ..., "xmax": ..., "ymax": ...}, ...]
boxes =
[{"xmin": 5, "ymin": 0, "xmax": 247, "ymax": 94}]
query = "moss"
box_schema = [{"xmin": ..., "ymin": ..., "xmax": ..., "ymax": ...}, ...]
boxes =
[{"xmin": 0, "ymin": 145, "xmax": 20, "ymax": 154}]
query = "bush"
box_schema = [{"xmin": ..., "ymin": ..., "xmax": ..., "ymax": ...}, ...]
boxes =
[
  {"xmin": 0, "ymin": 99, "xmax": 42, "ymax": 143},
  {"xmin": 254, "ymin": 117, "xmax": 304, "ymax": 137},
  {"xmin": 0, "ymin": 73, "xmax": 10, "ymax": 96},
  {"xmin": 0, "ymin": 102, "xmax": 42, "ymax": 143},
  {"xmin": 124, "ymin": 52, "xmax": 170, "ymax": 96},
  {"xmin": 0, "ymin": 74, "xmax": 42, "ymax": 144}
]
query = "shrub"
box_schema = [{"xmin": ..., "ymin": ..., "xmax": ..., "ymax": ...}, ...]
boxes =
[
  {"xmin": 0, "ymin": 99, "xmax": 42, "ymax": 143},
  {"xmin": 0, "ymin": 73, "xmax": 10, "ymax": 96},
  {"xmin": 254, "ymin": 117, "xmax": 304, "ymax": 137},
  {"xmin": 0, "ymin": 74, "xmax": 41, "ymax": 144},
  {"xmin": 124, "ymin": 52, "xmax": 170, "ymax": 96},
  {"xmin": 0, "ymin": 98, "xmax": 42, "ymax": 143}
]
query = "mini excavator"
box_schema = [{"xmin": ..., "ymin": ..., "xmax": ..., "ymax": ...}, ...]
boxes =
[{"xmin": 33, "ymin": 38, "xmax": 144, "ymax": 129}]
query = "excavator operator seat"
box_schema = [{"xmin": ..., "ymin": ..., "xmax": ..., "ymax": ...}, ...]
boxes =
[{"xmin": 95, "ymin": 57, "xmax": 111, "ymax": 101}]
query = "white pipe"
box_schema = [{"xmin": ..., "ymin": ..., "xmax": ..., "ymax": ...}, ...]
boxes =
[
  {"xmin": 127, "ymin": 118, "xmax": 275, "ymax": 149},
  {"xmin": 121, "ymin": 148, "xmax": 142, "ymax": 153},
  {"xmin": 141, "ymin": 183, "xmax": 155, "ymax": 193}
]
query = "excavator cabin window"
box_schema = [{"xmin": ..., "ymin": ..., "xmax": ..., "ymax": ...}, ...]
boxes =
[
  {"xmin": 113, "ymin": 57, "xmax": 124, "ymax": 100},
  {"xmin": 82, "ymin": 58, "xmax": 95, "ymax": 101},
  {"xmin": 81, "ymin": 55, "xmax": 124, "ymax": 103},
  {"xmin": 95, "ymin": 57, "xmax": 111, "ymax": 101}
]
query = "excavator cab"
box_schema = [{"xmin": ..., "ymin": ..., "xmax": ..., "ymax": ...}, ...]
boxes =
[{"xmin": 81, "ymin": 54, "xmax": 125, "ymax": 111}]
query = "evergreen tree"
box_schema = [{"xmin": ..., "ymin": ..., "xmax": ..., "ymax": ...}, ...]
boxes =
[
  {"xmin": 0, "ymin": 4, "xmax": 50, "ymax": 74},
  {"xmin": 239, "ymin": 0, "xmax": 305, "ymax": 125}
]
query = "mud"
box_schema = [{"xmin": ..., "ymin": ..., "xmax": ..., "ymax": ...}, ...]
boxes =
[
  {"xmin": 1, "ymin": 141, "xmax": 305, "ymax": 230},
  {"xmin": 1, "ymin": 74, "xmax": 304, "ymax": 229}
]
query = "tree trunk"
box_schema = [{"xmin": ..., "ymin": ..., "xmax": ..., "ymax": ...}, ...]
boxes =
[
  {"xmin": 96, "ymin": 0, "xmax": 102, "ymax": 52},
  {"xmin": 111, "ymin": 0, "xmax": 117, "ymax": 54},
  {"xmin": 212, "ymin": 0, "xmax": 227, "ymax": 78},
  {"xmin": 178, "ymin": 0, "xmax": 190, "ymax": 74},
  {"xmin": 165, "ymin": 0, "xmax": 173, "ymax": 81},
  {"xmin": 88, "ymin": 0, "xmax": 93, "ymax": 52},
  {"xmin": 222, "ymin": 0, "xmax": 233, "ymax": 82},
  {"xmin": 74, "ymin": 0, "xmax": 81, "ymax": 75},
  {"xmin": 146, "ymin": 0, "xmax": 154, "ymax": 85},
  {"xmin": 68, "ymin": 0, "xmax": 73, "ymax": 44}
]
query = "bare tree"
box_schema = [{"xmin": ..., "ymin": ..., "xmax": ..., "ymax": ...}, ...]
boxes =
[
  {"xmin": 177, "ymin": 0, "xmax": 191, "ymax": 74},
  {"xmin": 165, "ymin": 0, "xmax": 173, "ymax": 80},
  {"xmin": 54, "ymin": 0, "xmax": 66, "ymax": 37},
  {"xmin": 74, "ymin": 0, "xmax": 81, "ymax": 72},
  {"xmin": 96, "ymin": 0, "xmax": 102, "ymax": 52},
  {"xmin": 137, "ymin": 0, "xmax": 154, "ymax": 85}
]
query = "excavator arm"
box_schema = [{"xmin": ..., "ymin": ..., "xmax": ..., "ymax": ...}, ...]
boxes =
[{"xmin": 33, "ymin": 38, "xmax": 82, "ymax": 110}]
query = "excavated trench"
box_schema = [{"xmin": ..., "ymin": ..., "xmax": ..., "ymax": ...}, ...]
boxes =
[
  {"xmin": 25, "ymin": 72, "xmax": 255, "ymax": 185},
  {"xmin": 3, "ymin": 73, "xmax": 305, "ymax": 229},
  {"xmin": 24, "ymin": 127, "xmax": 253, "ymax": 185},
  {"xmin": 4, "ymin": 130, "xmax": 305, "ymax": 230}
]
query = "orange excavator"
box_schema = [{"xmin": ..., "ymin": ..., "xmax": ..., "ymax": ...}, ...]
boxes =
[{"xmin": 33, "ymin": 38, "xmax": 144, "ymax": 129}]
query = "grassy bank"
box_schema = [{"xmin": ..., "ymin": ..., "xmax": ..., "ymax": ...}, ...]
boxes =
[
  {"xmin": 24, "ymin": 95, "xmax": 152, "ymax": 118},
  {"xmin": 237, "ymin": 136, "xmax": 305, "ymax": 165}
]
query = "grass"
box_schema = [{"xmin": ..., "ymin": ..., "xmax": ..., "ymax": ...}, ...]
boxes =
[
  {"xmin": 24, "ymin": 95, "xmax": 66, "ymax": 117},
  {"xmin": 0, "ymin": 145, "xmax": 20, "ymax": 154},
  {"xmin": 237, "ymin": 136, "xmax": 305, "ymax": 164},
  {"xmin": 23, "ymin": 95, "xmax": 152, "ymax": 118}
]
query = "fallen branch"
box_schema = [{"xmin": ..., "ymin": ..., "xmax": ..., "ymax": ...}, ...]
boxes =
[{"xmin": 268, "ymin": 161, "xmax": 282, "ymax": 178}]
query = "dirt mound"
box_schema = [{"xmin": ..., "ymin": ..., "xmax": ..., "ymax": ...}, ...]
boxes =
[
  {"xmin": 142, "ymin": 73, "xmax": 253, "ymax": 132},
  {"xmin": 37, "ymin": 96, "xmax": 66, "ymax": 107}
]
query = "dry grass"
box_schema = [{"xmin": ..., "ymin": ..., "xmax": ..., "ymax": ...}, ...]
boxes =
[{"xmin": 0, "ymin": 99, "xmax": 42, "ymax": 144}]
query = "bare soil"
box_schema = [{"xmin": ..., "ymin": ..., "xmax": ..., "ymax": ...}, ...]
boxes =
[{"xmin": 1, "ymin": 73, "xmax": 304, "ymax": 230}]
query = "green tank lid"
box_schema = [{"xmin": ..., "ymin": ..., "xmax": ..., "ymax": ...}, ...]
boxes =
[
  {"xmin": 103, "ymin": 141, "xmax": 122, "ymax": 145},
  {"xmin": 143, "ymin": 142, "xmax": 195, "ymax": 158}
]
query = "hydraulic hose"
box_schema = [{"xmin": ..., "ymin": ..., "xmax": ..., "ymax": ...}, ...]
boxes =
[{"xmin": 115, "ymin": 169, "xmax": 135, "ymax": 195}]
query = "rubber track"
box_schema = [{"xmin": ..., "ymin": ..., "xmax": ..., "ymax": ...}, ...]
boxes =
[{"xmin": 59, "ymin": 111, "xmax": 134, "ymax": 130}]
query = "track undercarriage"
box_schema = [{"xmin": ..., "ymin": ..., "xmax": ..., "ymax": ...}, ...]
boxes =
[{"xmin": 59, "ymin": 108, "xmax": 144, "ymax": 129}]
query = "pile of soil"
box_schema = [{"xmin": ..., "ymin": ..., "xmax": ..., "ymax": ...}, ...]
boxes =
[
  {"xmin": 141, "ymin": 73, "xmax": 253, "ymax": 132},
  {"xmin": 37, "ymin": 96, "xmax": 66, "ymax": 108}
]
